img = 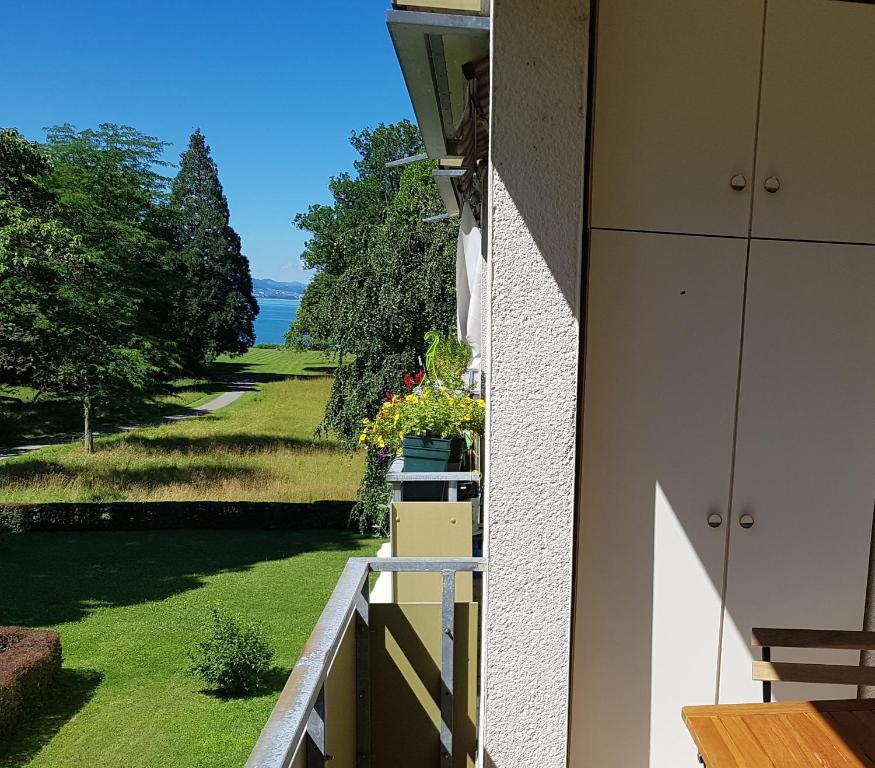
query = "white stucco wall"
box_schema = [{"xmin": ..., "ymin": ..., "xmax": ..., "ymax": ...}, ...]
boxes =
[{"xmin": 482, "ymin": 1, "xmax": 589, "ymax": 765}]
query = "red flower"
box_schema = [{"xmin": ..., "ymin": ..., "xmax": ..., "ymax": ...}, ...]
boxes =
[
  {"xmin": 404, "ymin": 374, "xmax": 414, "ymax": 389},
  {"xmin": 414, "ymin": 370, "xmax": 426, "ymax": 384}
]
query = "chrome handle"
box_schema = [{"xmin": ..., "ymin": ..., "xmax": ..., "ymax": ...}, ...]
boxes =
[
  {"xmin": 730, "ymin": 174, "xmax": 747, "ymax": 192},
  {"xmin": 707, "ymin": 513, "xmax": 724, "ymax": 529},
  {"xmin": 764, "ymin": 176, "xmax": 781, "ymax": 194},
  {"xmin": 739, "ymin": 513, "xmax": 755, "ymax": 529}
]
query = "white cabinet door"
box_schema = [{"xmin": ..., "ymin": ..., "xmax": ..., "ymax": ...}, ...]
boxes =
[
  {"xmin": 590, "ymin": 0, "xmax": 764, "ymax": 237},
  {"xmin": 570, "ymin": 230, "xmax": 747, "ymax": 768},
  {"xmin": 752, "ymin": 0, "xmax": 875, "ymax": 244},
  {"xmin": 719, "ymin": 240, "xmax": 875, "ymax": 705}
]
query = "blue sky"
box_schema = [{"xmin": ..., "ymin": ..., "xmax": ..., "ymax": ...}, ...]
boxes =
[{"xmin": 2, "ymin": 0, "xmax": 415, "ymax": 283}]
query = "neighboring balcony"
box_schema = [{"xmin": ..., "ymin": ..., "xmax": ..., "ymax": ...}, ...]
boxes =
[
  {"xmin": 245, "ymin": 555, "xmax": 484, "ymax": 768},
  {"xmin": 248, "ymin": 454, "xmax": 483, "ymax": 768}
]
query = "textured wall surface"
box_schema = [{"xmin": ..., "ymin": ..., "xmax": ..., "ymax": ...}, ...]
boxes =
[{"xmin": 482, "ymin": 0, "xmax": 589, "ymax": 765}]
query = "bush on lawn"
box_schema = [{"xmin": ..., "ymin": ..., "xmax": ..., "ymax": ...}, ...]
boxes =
[
  {"xmin": 0, "ymin": 500, "xmax": 353, "ymax": 532},
  {"xmin": 0, "ymin": 627, "xmax": 61, "ymax": 737},
  {"xmin": 188, "ymin": 608, "xmax": 273, "ymax": 695}
]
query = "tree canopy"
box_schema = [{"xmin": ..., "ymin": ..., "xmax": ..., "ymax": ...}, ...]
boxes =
[
  {"xmin": 0, "ymin": 129, "xmax": 93, "ymax": 393},
  {"xmin": 0, "ymin": 124, "xmax": 258, "ymax": 451},
  {"xmin": 287, "ymin": 120, "xmax": 458, "ymax": 532}
]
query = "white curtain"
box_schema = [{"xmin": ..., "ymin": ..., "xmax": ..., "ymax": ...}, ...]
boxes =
[{"xmin": 455, "ymin": 202, "xmax": 482, "ymax": 389}]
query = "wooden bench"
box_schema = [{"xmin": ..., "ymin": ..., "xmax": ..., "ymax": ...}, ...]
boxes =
[{"xmin": 752, "ymin": 627, "xmax": 875, "ymax": 702}]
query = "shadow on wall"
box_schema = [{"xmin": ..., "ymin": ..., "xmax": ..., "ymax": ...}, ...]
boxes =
[
  {"xmin": 0, "ymin": 529, "xmax": 367, "ymax": 627},
  {"xmin": 490, "ymin": 0, "xmax": 589, "ymax": 321}
]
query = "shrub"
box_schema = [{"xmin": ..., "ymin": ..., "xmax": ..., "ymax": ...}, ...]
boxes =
[
  {"xmin": 188, "ymin": 608, "xmax": 273, "ymax": 695},
  {"xmin": 0, "ymin": 500, "xmax": 353, "ymax": 533},
  {"xmin": 0, "ymin": 627, "xmax": 61, "ymax": 737}
]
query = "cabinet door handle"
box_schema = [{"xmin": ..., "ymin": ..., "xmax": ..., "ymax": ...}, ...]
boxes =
[
  {"xmin": 764, "ymin": 176, "xmax": 781, "ymax": 194},
  {"xmin": 707, "ymin": 513, "xmax": 724, "ymax": 528},
  {"xmin": 739, "ymin": 513, "xmax": 755, "ymax": 529},
  {"xmin": 730, "ymin": 174, "xmax": 747, "ymax": 191}
]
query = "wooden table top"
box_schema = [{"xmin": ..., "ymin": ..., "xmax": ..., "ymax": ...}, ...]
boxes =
[{"xmin": 683, "ymin": 699, "xmax": 875, "ymax": 767}]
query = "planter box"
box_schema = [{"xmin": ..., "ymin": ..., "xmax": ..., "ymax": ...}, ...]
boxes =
[{"xmin": 401, "ymin": 436, "xmax": 457, "ymax": 501}]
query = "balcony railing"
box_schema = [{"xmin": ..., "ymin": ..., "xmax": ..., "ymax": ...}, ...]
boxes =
[{"xmin": 246, "ymin": 556, "xmax": 485, "ymax": 768}]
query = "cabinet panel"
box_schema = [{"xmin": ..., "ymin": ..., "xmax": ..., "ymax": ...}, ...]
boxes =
[
  {"xmin": 719, "ymin": 240, "xmax": 875, "ymax": 705},
  {"xmin": 752, "ymin": 0, "xmax": 875, "ymax": 244},
  {"xmin": 590, "ymin": 0, "xmax": 764, "ymax": 237},
  {"xmin": 570, "ymin": 230, "xmax": 747, "ymax": 768}
]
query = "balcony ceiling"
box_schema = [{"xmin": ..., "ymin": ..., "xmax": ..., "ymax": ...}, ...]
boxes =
[{"xmin": 387, "ymin": 9, "xmax": 490, "ymax": 214}]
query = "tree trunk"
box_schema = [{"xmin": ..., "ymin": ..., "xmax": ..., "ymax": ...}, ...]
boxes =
[{"xmin": 83, "ymin": 396, "xmax": 94, "ymax": 454}]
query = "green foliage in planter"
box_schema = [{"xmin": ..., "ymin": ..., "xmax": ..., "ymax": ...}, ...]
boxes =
[
  {"xmin": 424, "ymin": 331, "xmax": 471, "ymax": 389},
  {"xmin": 359, "ymin": 386, "xmax": 485, "ymax": 455},
  {"xmin": 187, "ymin": 608, "xmax": 273, "ymax": 695},
  {"xmin": 0, "ymin": 627, "xmax": 62, "ymax": 737}
]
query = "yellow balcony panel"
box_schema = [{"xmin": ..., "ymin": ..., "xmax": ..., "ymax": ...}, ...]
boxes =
[{"xmin": 393, "ymin": 0, "xmax": 489, "ymax": 17}]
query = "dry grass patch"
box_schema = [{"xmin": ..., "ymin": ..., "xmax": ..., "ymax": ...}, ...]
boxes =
[{"xmin": 0, "ymin": 376, "xmax": 363, "ymax": 504}]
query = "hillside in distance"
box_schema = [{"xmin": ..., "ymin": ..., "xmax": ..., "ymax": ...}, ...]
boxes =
[{"xmin": 252, "ymin": 278, "xmax": 307, "ymax": 299}]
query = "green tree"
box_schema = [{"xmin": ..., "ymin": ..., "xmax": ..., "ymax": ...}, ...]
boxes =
[
  {"xmin": 0, "ymin": 127, "xmax": 168, "ymax": 453},
  {"xmin": 287, "ymin": 121, "xmax": 457, "ymax": 533},
  {"xmin": 169, "ymin": 131, "xmax": 258, "ymax": 368},
  {"xmin": 0, "ymin": 129, "xmax": 86, "ymax": 391},
  {"xmin": 36, "ymin": 124, "xmax": 180, "ymax": 451}
]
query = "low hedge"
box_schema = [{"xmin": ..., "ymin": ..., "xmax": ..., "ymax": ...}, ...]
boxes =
[
  {"xmin": 0, "ymin": 627, "xmax": 61, "ymax": 738},
  {"xmin": 0, "ymin": 500, "xmax": 354, "ymax": 533}
]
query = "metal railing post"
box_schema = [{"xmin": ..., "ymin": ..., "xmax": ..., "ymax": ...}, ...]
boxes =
[
  {"xmin": 306, "ymin": 685, "xmax": 326, "ymax": 767},
  {"xmin": 440, "ymin": 569, "xmax": 456, "ymax": 768},
  {"xmin": 355, "ymin": 578, "xmax": 372, "ymax": 767}
]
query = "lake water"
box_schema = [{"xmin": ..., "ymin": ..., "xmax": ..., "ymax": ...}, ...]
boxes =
[{"xmin": 254, "ymin": 298, "xmax": 300, "ymax": 345}]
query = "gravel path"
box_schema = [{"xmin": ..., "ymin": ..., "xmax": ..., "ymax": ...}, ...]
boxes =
[{"xmin": 0, "ymin": 379, "xmax": 256, "ymax": 461}]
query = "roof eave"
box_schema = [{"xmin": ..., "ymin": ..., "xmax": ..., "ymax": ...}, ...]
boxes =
[{"xmin": 387, "ymin": 9, "xmax": 489, "ymax": 162}]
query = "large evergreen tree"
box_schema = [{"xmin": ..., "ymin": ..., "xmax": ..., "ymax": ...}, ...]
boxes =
[{"xmin": 170, "ymin": 131, "xmax": 257, "ymax": 368}]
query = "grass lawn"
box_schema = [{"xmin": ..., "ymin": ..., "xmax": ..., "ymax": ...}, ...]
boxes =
[
  {"xmin": 0, "ymin": 348, "xmax": 339, "ymax": 449},
  {"xmin": 0, "ymin": 529, "xmax": 380, "ymax": 768},
  {"xmin": 0, "ymin": 349, "xmax": 363, "ymax": 503}
]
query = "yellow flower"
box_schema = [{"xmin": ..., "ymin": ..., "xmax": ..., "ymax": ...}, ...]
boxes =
[
  {"xmin": 393, "ymin": 414, "xmax": 400, "ymax": 425},
  {"xmin": 476, "ymin": 399, "xmax": 486, "ymax": 408},
  {"xmin": 377, "ymin": 437, "xmax": 385, "ymax": 447},
  {"xmin": 405, "ymin": 394, "xmax": 417, "ymax": 402},
  {"xmin": 359, "ymin": 434, "xmax": 366, "ymax": 443},
  {"xmin": 381, "ymin": 402, "xmax": 392, "ymax": 411},
  {"xmin": 447, "ymin": 397, "xmax": 455, "ymax": 405}
]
